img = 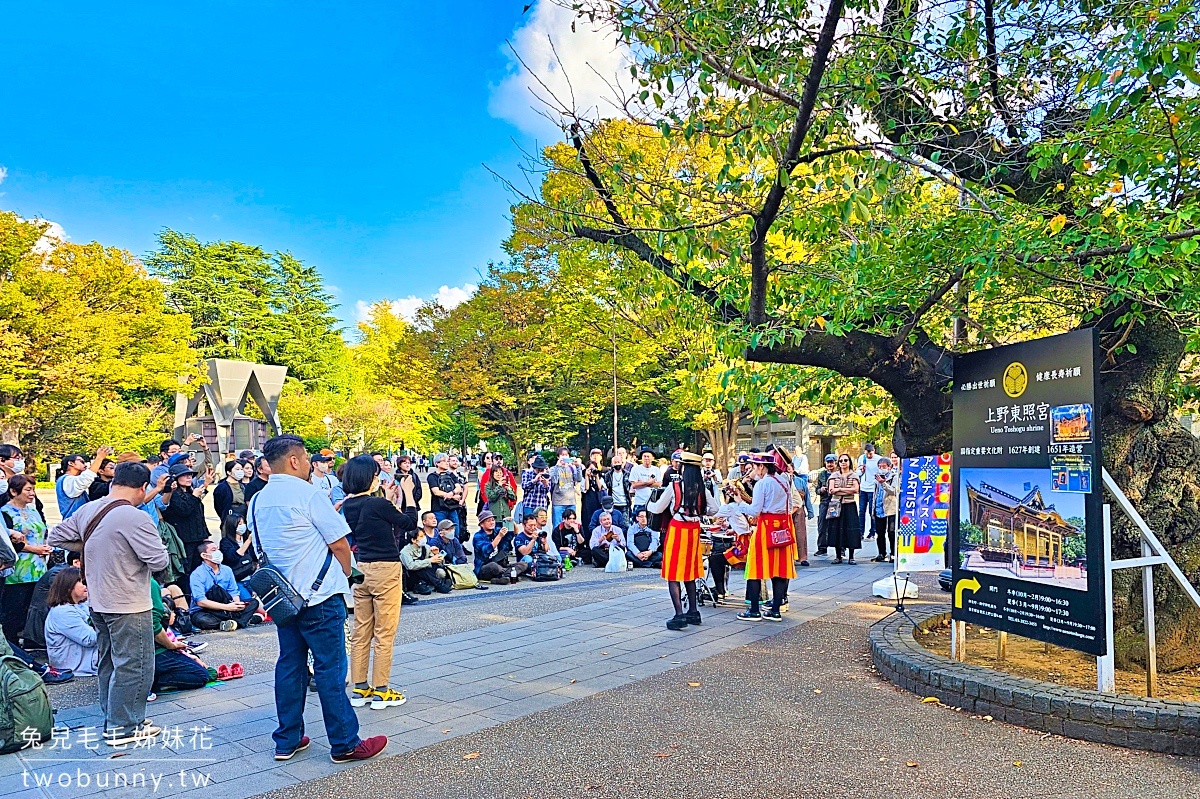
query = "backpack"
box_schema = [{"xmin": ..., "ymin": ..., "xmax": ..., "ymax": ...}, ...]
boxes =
[
  {"xmin": 531, "ymin": 554, "xmax": 563, "ymax": 582},
  {"xmin": 0, "ymin": 636, "xmax": 53, "ymax": 753}
]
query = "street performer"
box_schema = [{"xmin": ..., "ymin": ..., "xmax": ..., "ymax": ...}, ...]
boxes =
[
  {"xmin": 736, "ymin": 451, "xmax": 796, "ymax": 622},
  {"xmin": 647, "ymin": 451, "xmax": 717, "ymax": 631}
]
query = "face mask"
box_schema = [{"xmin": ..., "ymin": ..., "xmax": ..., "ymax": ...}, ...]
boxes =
[
  {"xmin": 231, "ymin": 468, "xmax": 245, "ymax": 480},
  {"xmin": 415, "ymin": 535, "xmax": 426, "ymax": 547},
  {"xmin": 0, "ymin": 478, "xmax": 7, "ymax": 496},
  {"xmin": 236, "ymin": 523, "xmax": 247, "ymax": 536},
  {"xmin": 11, "ymin": 460, "xmax": 24, "ymax": 474},
  {"xmin": 207, "ymin": 550, "xmax": 224, "ymax": 565}
]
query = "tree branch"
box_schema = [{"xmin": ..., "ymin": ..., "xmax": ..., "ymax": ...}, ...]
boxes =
[
  {"xmin": 570, "ymin": 225, "xmax": 743, "ymax": 322},
  {"xmin": 748, "ymin": 0, "xmax": 846, "ymax": 326},
  {"xmin": 895, "ymin": 266, "xmax": 967, "ymax": 345}
]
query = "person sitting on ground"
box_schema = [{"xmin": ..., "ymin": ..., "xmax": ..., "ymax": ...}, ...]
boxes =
[
  {"xmin": 433, "ymin": 520, "xmax": 468, "ymax": 565},
  {"xmin": 625, "ymin": 509, "xmax": 663, "ymax": 569},
  {"xmin": 151, "ymin": 578, "xmax": 212, "ymax": 692},
  {"xmin": 23, "ymin": 549, "xmax": 81, "ymax": 651},
  {"xmin": 188, "ymin": 541, "xmax": 263, "ymax": 631},
  {"xmin": 44, "ymin": 566, "xmax": 98, "ymax": 676},
  {"xmin": 589, "ymin": 512, "xmax": 627, "ymax": 568},
  {"xmin": 552, "ymin": 508, "xmax": 588, "ymax": 564},
  {"xmin": 399, "ymin": 528, "xmax": 452, "ymax": 595},
  {"xmin": 514, "ymin": 513, "xmax": 557, "ymax": 569},
  {"xmin": 588, "ymin": 495, "xmax": 626, "ymax": 533},
  {"xmin": 472, "ymin": 510, "xmax": 526, "ymax": 584},
  {"xmin": 218, "ymin": 509, "xmax": 258, "ymax": 601}
]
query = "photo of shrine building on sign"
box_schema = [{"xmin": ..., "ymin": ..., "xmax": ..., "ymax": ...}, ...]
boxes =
[{"xmin": 958, "ymin": 468, "xmax": 1088, "ymax": 591}]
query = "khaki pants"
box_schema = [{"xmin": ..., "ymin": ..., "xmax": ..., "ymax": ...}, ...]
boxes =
[{"xmin": 349, "ymin": 561, "xmax": 403, "ymax": 688}]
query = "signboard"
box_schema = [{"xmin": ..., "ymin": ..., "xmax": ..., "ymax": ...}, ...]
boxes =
[
  {"xmin": 950, "ymin": 329, "xmax": 1106, "ymax": 655},
  {"xmin": 895, "ymin": 454, "xmax": 952, "ymax": 572}
]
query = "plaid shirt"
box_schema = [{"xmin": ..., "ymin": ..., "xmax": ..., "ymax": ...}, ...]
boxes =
[{"xmin": 520, "ymin": 470, "xmax": 552, "ymax": 512}]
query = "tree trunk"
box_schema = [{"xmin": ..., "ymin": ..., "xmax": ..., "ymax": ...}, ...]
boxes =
[
  {"xmin": 701, "ymin": 409, "xmax": 742, "ymax": 473},
  {"xmin": 1097, "ymin": 318, "xmax": 1200, "ymax": 671},
  {"xmin": 0, "ymin": 420, "xmax": 18, "ymax": 446}
]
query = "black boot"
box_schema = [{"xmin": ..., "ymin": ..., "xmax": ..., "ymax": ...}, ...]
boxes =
[
  {"xmin": 666, "ymin": 614, "xmax": 689, "ymax": 631},
  {"xmin": 684, "ymin": 609, "xmax": 702, "ymax": 626}
]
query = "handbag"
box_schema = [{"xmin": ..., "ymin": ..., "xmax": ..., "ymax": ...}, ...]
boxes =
[
  {"xmin": 764, "ymin": 476, "xmax": 796, "ymax": 550},
  {"xmin": 444, "ymin": 562, "xmax": 478, "ymax": 589},
  {"xmin": 247, "ymin": 497, "xmax": 334, "ymax": 626}
]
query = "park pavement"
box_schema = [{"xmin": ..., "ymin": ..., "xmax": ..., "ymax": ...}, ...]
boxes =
[{"xmin": 2, "ymin": 541, "xmax": 898, "ymax": 799}]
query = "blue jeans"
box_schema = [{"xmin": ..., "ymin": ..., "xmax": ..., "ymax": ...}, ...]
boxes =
[
  {"xmin": 552, "ymin": 505, "xmax": 573, "ymax": 529},
  {"xmin": 858, "ymin": 491, "xmax": 876, "ymax": 537},
  {"xmin": 433, "ymin": 509, "xmax": 457, "ymax": 536},
  {"xmin": 273, "ymin": 597, "xmax": 360, "ymax": 757},
  {"xmin": 153, "ymin": 649, "xmax": 210, "ymax": 691}
]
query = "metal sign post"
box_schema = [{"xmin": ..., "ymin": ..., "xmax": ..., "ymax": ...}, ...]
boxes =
[{"xmin": 1098, "ymin": 469, "xmax": 1200, "ymax": 695}]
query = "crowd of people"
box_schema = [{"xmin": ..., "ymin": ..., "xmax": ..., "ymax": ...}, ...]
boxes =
[{"xmin": 0, "ymin": 432, "xmax": 898, "ymax": 759}]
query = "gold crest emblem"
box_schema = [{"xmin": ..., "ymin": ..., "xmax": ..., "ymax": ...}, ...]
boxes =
[{"xmin": 1002, "ymin": 362, "xmax": 1028, "ymax": 398}]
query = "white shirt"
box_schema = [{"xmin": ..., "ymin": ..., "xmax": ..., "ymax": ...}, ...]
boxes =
[
  {"xmin": 59, "ymin": 469, "xmax": 96, "ymax": 499},
  {"xmin": 629, "ymin": 465, "xmax": 660, "ymax": 506},
  {"xmin": 738, "ymin": 474, "xmax": 791, "ymax": 518},
  {"xmin": 247, "ymin": 474, "xmax": 350, "ymax": 607},
  {"xmin": 714, "ymin": 501, "xmax": 751, "ymax": 536},
  {"xmin": 858, "ymin": 454, "xmax": 882, "ymax": 492}
]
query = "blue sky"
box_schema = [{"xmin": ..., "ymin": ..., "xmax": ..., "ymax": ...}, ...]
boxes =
[{"xmin": 0, "ymin": 1, "xmax": 622, "ymax": 328}]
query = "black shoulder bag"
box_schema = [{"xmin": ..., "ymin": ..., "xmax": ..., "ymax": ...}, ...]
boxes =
[{"xmin": 246, "ymin": 496, "xmax": 334, "ymax": 626}]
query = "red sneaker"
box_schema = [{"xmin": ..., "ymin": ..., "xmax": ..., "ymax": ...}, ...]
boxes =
[
  {"xmin": 274, "ymin": 735, "xmax": 310, "ymax": 761},
  {"xmin": 216, "ymin": 664, "xmax": 231, "ymax": 680},
  {"xmin": 330, "ymin": 735, "xmax": 387, "ymax": 763},
  {"xmin": 228, "ymin": 663, "xmax": 244, "ymax": 679}
]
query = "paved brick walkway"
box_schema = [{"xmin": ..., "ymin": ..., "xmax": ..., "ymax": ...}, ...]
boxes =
[{"xmin": 2, "ymin": 556, "xmax": 892, "ymax": 799}]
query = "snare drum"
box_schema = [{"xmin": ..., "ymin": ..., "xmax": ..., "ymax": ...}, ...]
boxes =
[{"xmin": 699, "ymin": 531, "xmax": 714, "ymax": 557}]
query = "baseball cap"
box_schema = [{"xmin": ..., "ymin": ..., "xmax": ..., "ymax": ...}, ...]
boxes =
[
  {"xmin": 437, "ymin": 519, "xmax": 456, "ymax": 532},
  {"xmin": 310, "ymin": 454, "xmax": 333, "ymax": 463},
  {"xmin": 824, "ymin": 454, "xmax": 837, "ymax": 463}
]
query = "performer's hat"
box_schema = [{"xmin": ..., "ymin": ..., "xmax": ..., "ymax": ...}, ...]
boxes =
[{"xmin": 679, "ymin": 451, "xmax": 703, "ymax": 466}]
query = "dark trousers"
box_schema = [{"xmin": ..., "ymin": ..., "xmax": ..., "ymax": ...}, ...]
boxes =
[
  {"xmin": 153, "ymin": 649, "xmax": 211, "ymax": 691},
  {"xmin": 875, "ymin": 515, "xmax": 897, "ymax": 558},
  {"xmin": 273, "ymin": 597, "xmax": 360, "ymax": 757},
  {"xmin": 1, "ymin": 581, "xmax": 34, "ymax": 645},
  {"xmin": 404, "ymin": 567, "xmax": 451, "ymax": 594},
  {"xmin": 708, "ymin": 552, "xmax": 731, "ymax": 596},
  {"xmin": 629, "ymin": 551, "xmax": 663, "ymax": 568},
  {"xmin": 477, "ymin": 561, "xmax": 529, "ymax": 583},
  {"xmin": 816, "ymin": 501, "xmax": 832, "ymax": 554},
  {"xmin": 191, "ymin": 584, "xmax": 260, "ymax": 630},
  {"xmin": 591, "ymin": 545, "xmax": 623, "ymax": 567},
  {"xmin": 181, "ymin": 541, "xmax": 206, "ymax": 586}
]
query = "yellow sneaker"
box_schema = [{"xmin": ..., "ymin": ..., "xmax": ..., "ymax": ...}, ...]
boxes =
[
  {"xmin": 349, "ymin": 686, "xmax": 373, "ymax": 708},
  {"xmin": 370, "ymin": 687, "xmax": 407, "ymax": 710}
]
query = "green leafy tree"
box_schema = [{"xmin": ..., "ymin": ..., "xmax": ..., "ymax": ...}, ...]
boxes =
[
  {"xmin": 0, "ymin": 213, "xmax": 200, "ymax": 464},
  {"xmin": 525, "ymin": 0, "xmax": 1200, "ymax": 669},
  {"xmin": 146, "ymin": 230, "xmax": 346, "ymax": 389}
]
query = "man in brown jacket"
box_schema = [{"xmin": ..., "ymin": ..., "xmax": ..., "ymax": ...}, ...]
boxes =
[{"xmin": 49, "ymin": 461, "xmax": 170, "ymax": 746}]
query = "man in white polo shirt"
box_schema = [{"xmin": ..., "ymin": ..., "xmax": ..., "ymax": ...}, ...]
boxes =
[{"xmin": 248, "ymin": 434, "xmax": 386, "ymax": 764}]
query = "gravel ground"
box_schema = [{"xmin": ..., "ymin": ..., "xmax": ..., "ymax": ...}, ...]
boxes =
[
  {"xmin": 44, "ymin": 566, "xmax": 664, "ymax": 711},
  {"xmin": 257, "ymin": 595, "xmax": 1200, "ymax": 799}
]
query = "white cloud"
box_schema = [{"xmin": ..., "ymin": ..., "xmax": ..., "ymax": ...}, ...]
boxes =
[
  {"xmin": 356, "ymin": 283, "xmax": 479, "ymax": 324},
  {"xmin": 490, "ymin": 1, "xmax": 634, "ymax": 137},
  {"xmin": 0, "ymin": 165, "xmax": 7, "ymax": 185}
]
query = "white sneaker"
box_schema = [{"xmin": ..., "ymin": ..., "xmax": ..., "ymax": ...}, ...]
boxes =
[{"xmin": 219, "ymin": 620, "xmax": 237, "ymax": 632}]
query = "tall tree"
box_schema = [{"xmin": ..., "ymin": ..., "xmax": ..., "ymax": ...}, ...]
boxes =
[
  {"xmin": 525, "ymin": 0, "xmax": 1200, "ymax": 667},
  {"xmin": 0, "ymin": 213, "xmax": 199, "ymax": 459},
  {"xmin": 146, "ymin": 230, "xmax": 346, "ymax": 388}
]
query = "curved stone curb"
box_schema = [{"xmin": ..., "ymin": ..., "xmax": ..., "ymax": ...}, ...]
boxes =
[{"xmin": 869, "ymin": 604, "xmax": 1200, "ymax": 756}]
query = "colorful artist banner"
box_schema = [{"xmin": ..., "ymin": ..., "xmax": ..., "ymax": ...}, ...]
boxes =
[{"xmin": 895, "ymin": 454, "xmax": 952, "ymax": 573}]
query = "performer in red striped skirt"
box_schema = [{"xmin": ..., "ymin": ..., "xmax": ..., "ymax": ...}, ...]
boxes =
[
  {"xmin": 737, "ymin": 451, "xmax": 797, "ymax": 622},
  {"xmin": 648, "ymin": 452, "xmax": 718, "ymax": 631}
]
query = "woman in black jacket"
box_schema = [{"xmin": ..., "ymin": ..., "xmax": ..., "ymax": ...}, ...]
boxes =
[
  {"xmin": 341, "ymin": 455, "xmax": 415, "ymax": 710},
  {"xmin": 160, "ymin": 463, "xmax": 210, "ymax": 582}
]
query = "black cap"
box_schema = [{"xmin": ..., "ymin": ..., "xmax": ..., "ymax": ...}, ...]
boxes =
[
  {"xmin": 310, "ymin": 454, "xmax": 333, "ymax": 463},
  {"xmin": 168, "ymin": 463, "xmax": 197, "ymax": 478},
  {"xmin": 532, "ymin": 455, "xmax": 548, "ymax": 469}
]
